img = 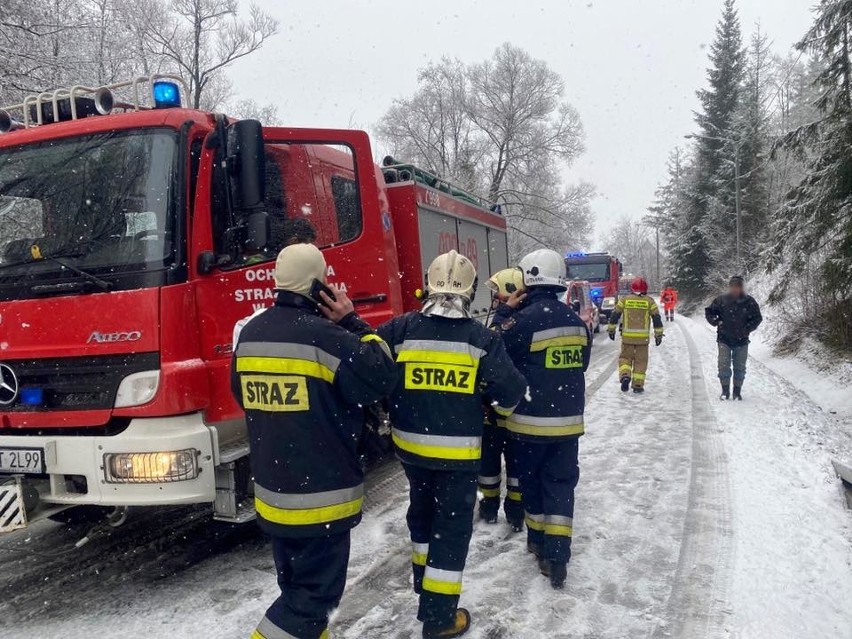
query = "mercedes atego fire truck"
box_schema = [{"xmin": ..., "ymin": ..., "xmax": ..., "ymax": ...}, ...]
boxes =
[{"xmin": 0, "ymin": 76, "xmax": 509, "ymax": 532}]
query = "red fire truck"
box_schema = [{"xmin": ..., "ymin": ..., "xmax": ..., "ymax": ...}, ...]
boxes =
[
  {"xmin": 0, "ymin": 76, "xmax": 508, "ymax": 530},
  {"xmin": 565, "ymin": 252, "xmax": 623, "ymax": 324}
]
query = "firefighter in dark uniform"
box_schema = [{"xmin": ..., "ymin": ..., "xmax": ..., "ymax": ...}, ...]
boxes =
[
  {"xmin": 492, "ymin": 248, "xmax": 592, "ymax": 590},
  {"xmin": 478, "ymin": 267, "xmax": 527, "ymax": 529},
  {"xmin": 231, "ymin": 243, "xmax": 397, "ymax": 639},
  {"xmin": 378, "ymin": 250, "xmax": 526, "ymax": 639}
]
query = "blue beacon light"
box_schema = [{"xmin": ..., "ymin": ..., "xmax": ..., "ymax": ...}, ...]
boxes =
[{"xmin": 152, "ymin": 81, "xmax": 181, "ymax": 109}]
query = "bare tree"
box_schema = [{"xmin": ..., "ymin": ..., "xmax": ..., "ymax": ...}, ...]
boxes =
[
  {"xmin": 140, "ymin": 0, "xmax": 278, "ymax": 108},
  {"xmin": 603, "ymin": 217, "xmax": 657, "ymax": 285},
  {"xmin": 377, "ymin": 58, "xmax": 483, "ymax": 191},
  {"xmin": 229, "ymin": 97, "xmax": 280, "ymax": 124},
  {"xmin": 377, "ymin": 43, "xmax": 591, "ymax": 258}
]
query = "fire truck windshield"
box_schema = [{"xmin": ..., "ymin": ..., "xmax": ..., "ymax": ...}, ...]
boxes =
[
  {"xmin": 566, "ymin": 262, "xmax": 609, "ymax": 282},
  {"xmin": 0, "ymin": 129, "xmax": 177, "ymax": 292}
]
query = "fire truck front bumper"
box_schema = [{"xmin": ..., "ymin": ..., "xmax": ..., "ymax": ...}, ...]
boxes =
[{"xmin": 0, "ymin": 414, "xmax": 218, "ymax": 508}]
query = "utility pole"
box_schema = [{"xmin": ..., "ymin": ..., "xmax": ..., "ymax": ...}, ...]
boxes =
[{"xmin": 733, "ymin": 142, "xmax": 742, "ymax": 271}]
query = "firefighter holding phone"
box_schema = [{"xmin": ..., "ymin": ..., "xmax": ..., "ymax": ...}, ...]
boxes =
[{"xmin": 232, "ymin": 243, "xmax": 397, "ymax": 639}]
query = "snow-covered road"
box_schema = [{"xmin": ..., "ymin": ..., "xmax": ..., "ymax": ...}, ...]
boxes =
[{"xmin": 2, "ymin": 317, "xmax": 850, "ymax": 639}]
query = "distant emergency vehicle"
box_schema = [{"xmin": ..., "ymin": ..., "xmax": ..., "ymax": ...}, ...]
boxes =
[{"xmin": 565, "ymin": 252, "xmax": 623, "ymax": 324}]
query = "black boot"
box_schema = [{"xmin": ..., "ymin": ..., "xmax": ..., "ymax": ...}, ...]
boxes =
[
  {"xmin": 549, "ymin": 562, "xmax": 568, "ymax": 589},
  {"xmin": 632, "ymin": 386, "xmax": 645, "ymax": 394},
  {"xmin": 478, "ymin": 500, "xmax": 498, "ymax": 524},
  {"xmin": 620, "ymin": 376, "xmax": 631, "ymax": 392},
  {"xmin": 423, "ymin": 609, "xmax": 471, "ymax": 639},
  {"xmin": 527, "ymin": 540, "xmax": 542, "ymax": 558},
  {"xmin": 720, "ymin": 382, "xmax": 730, "ymax": 400},
  {"xmin": 507, "ymin": 516, "xmax": 524, "ymax": 533},
  {"xmin": 733, "ymin": 386, "xmax": 742, "ymax": 401}
]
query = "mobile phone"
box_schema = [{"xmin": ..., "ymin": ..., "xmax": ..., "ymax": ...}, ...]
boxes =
[{"xmin": 309, "ymin": 279, "xmax": 337, "ymax": 308}]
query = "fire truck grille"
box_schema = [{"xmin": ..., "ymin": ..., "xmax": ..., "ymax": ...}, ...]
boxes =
[{"xmin": 3, "ymin": 353, "xmax": 160, "ymax": 412}]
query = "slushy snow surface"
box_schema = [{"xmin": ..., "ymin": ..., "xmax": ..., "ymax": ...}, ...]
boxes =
[{"xmin": 2, "ymin": 316, "xmax": 850, "ymax": 638}]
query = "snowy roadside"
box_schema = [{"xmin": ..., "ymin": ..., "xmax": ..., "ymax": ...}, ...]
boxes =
[{"xmin": 679, "ymin": 317, "xmax": 852, "ymax": 639}]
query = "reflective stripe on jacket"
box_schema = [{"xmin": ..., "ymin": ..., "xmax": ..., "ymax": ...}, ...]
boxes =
[
  {"xmin": 492, "ymin": 289, "xmax": 591, "ymax": 442},
  {"xmin": 378, "ymin": 311, "xmax": 526, "ymax": 470},
  {"xmin": 608, "ymin": 293, "xmax": 664, "ymax": 345},
  {"xmin": 231, "ymin": 292, "xmax": 397, "ymax": 538}
]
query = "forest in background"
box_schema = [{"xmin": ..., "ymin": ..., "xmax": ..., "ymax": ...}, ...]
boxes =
[{"xmin": 643, "ymin": 0, "xmax": 852, "ymax": 351}]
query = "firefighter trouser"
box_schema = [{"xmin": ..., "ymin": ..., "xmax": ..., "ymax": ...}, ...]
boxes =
[
  {"xmin": 718, "ymin": 342, "xmax": 748, "ymax": 385},
  {"xmin": 619, "ymin": 342, "xmax": 650, "ymax": 389},
  {"xmin": 403, "ymin": 464, "xmax": 477, "ymax": 626},
  {"xmin": 478, "ymin": 423, "xmax": 523, "ymax": 523},
  {"xmin": 253, "ymin": 532, "xmax": 350, "ymax": 639},
  {"xmin": 663, "ymin": 304, "xmax": 676, "ymax": 320},
  {"xmin": 511, "ymin": 437, "xmax": 579, "ymax": 564}
]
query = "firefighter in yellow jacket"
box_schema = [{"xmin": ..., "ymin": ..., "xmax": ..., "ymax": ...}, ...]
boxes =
[{"xmin": 607, "ymin": 277, "xmax": 664, "ymax": 393}]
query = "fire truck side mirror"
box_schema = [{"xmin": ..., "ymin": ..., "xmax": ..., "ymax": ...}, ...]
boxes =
[
  {"xmin": 227, "ymin": 119, "xmax": 266, "ymax": 212},
  {"xmin": 245, "ymin": 211, "xmax": 271, "ymax": 253}
]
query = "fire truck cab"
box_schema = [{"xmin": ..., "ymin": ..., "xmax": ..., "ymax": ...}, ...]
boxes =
[{"xmin": 0, "ymin": 77, "xmax": 509, "ymax": 530}]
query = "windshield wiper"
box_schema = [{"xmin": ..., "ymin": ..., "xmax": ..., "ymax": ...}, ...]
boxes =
[
  {"xmin": 0, "ymin": 252, "xmax": 111, "ymax": 291},
  {"xmin": 42, "ymin": 256, "xmax": 112, "ymax": 291}
]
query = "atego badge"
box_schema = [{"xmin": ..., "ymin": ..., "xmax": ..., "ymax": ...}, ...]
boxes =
[{"xmin": 0, "ymin": 363, "xmax": 19, "ymax": 406}]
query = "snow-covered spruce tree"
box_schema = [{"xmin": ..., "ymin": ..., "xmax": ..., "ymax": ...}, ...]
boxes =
[
  {"xmin": 770, "ymin": 0, "xmax": 852, "ymax": 350},
  {"xmin": 731, "ymin": 25, "xmax": 773, "ymax": 273},
  {"xmin": 687, "ymin": 0, "xmax": 746, "ymax": 294}
]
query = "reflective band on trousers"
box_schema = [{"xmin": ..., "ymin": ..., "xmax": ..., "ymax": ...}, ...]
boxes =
[
  {"xmin": 505, "ymin": 413, "xmax": 584, "ymax": 437},
  {"xmin": 252, "ymin": 615, "xmax": 329, "ymax": 639},
  {"xmin": 236, "ymin": 341, "xmax": 341, "ymax": 383},
  {"xmin": 544, "ymin": 514, "xmax": 574, "ymax": 536},
  {"xmin": 423, "ymin": 566, "xmax": 463, "ymax": 595},
  {"xmin": 478, "ymin": 474, "xmax": 501, "ymax": 487},
  {"xmin": 395, "ymin": 339, "xmax": 485, "ymax": 366},
  {"xmin": 622, "ymin": 330, "xmax": 651, "ymax": 339},
  {"xmin": 530, "ymin": 326, "xmax": 589, "ymax": 352},
  {"xmin": 254, "ymin": 483, "xmax": 364, "ymax": 526},
  {"xmin": 393, "ymin": 428, "xmax": 482, "ymax": 461},
  {"xmin": 525, "ymin": 512, "xmax": 573, "ymax": 536},
  {"xmin": 412, "ymin": 542, "xmax": 429, "ymax": 566}
]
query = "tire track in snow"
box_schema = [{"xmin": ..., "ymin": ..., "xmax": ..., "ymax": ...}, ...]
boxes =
[{"xmin": 650, "ymin": 320, "xmax": 732, "ymax": 639}]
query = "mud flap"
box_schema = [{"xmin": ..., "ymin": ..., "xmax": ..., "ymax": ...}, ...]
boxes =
[
  {"xmin": 360, "ymin": 403, "xmax": 393, "ymax": 470},
  {"xmin": 0, "ymin": 477, "xmax": 28, "ymax": 532}
]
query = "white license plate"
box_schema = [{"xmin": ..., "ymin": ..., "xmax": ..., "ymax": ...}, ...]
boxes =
[{"xmin": 0, "ymin": 448, "xmax": 45, "ymax": 474}]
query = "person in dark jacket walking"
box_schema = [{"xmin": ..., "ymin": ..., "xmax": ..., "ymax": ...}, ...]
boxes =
[
  {"xmin": 493, "ymin": 249, "xmax": 592, "ymax": 590},
  {"xmin": 378, "ymin": 250, "xmax": 526, "ymax": 639},
  {"xmin": 705, "ymin": 275, "xmax": 763, "ymax": 400},
  {"xmin": 231, "ymin": 243, "xmax": 397, "ymax": 639}
]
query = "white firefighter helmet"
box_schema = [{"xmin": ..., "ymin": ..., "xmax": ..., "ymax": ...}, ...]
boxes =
[
  {"xmin": 426, "ymin": 250, "xmax": 477, "ymax": 301},
  {"xmin": 486, "ymin": 267, "xmax": 525, "ymax": 300},
  {"xmin": 518, "ymin": 248, "xmax": 567, "ymax": 291}
]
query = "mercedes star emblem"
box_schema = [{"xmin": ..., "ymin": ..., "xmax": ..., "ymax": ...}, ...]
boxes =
[{"xmin": 0, "ymin": 363, "xmax": 19, "ymax": 406}]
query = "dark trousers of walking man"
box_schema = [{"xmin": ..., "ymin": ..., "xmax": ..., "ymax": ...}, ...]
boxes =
[
  {"xmin": 405, "ymin": 467, "xmax": 478, "ymax": 622},
  {"xmin": 478, "ymin": 418, "xmax": 523, "ymax": 527},
  {"xmin": 512, "ymin": 438, "xmax": 579, "ymax": 565}
]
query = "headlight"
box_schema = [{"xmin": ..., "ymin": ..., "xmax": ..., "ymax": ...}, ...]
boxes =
[
  {"xmin": 104, "ymin": 449, "xmax": 198, "ymax": 483},
  {"xmin": 114, "ymin": 370, "xmax": 160, "ymax": 408}
]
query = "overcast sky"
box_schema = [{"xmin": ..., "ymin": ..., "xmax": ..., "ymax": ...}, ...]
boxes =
[{"xmin": 229, "ymin": 0, "xmax": 814, "ymax": 248}]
